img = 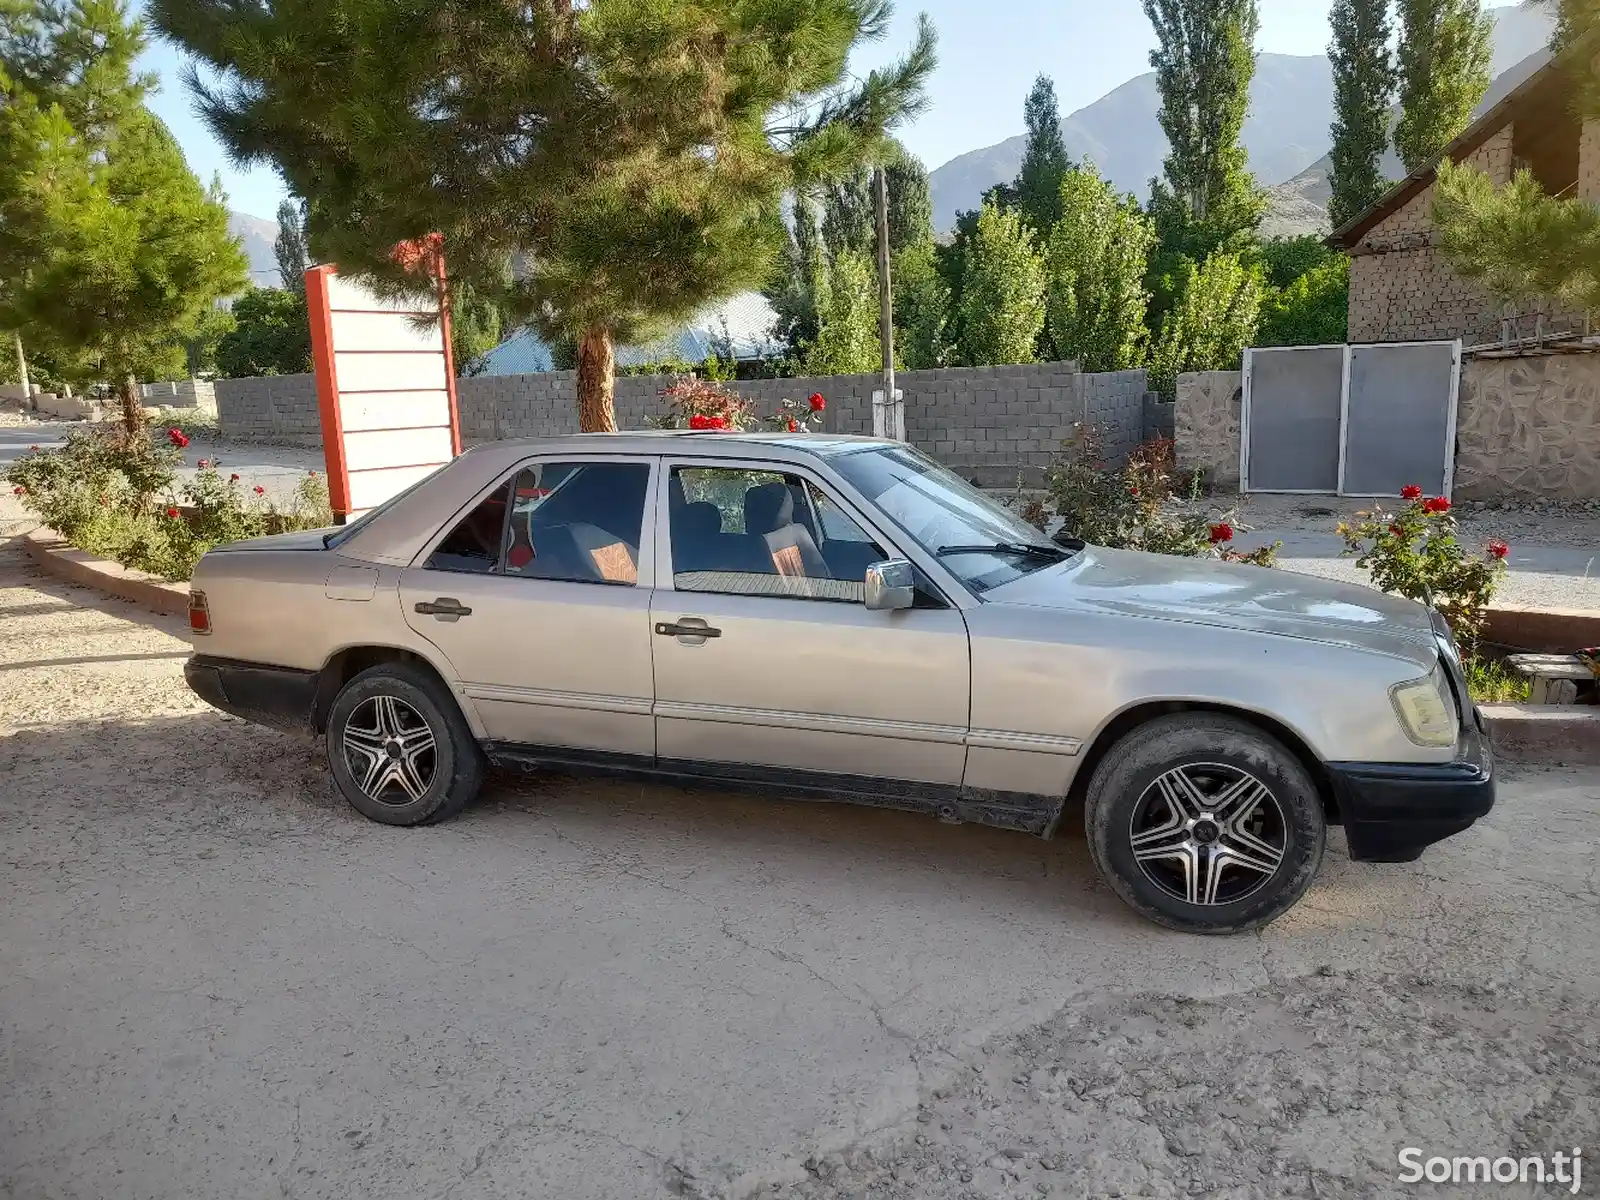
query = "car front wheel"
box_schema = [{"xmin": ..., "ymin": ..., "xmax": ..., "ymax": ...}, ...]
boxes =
[
  {"xmin": 1084, "ymin": 713, "xmax": 1326, "ymax": 934},
  {"xmin": 325, "ymin": 663, "xmax": 485, "ymax": 826}
]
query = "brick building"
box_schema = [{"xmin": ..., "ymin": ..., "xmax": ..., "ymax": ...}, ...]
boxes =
[{"xmin": 1330, "ymin": 57, "xmax": 1597, "ymax": 345}]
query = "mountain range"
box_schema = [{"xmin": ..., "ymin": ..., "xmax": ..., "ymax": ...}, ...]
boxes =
[
  {"xmin": 228, "ymin": 211, "xmax": 282, "ymax": 288},
  {"xmin": 927, "ymin": 2, "xmax": 1555, "ymax": 236}
]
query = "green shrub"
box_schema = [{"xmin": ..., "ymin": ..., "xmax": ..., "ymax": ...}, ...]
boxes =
[
  {"xmin": 1338, "ymin": 487, "xmax": 1508, "ymax": 654},
  {"xmin": 1039, "ymin": 428, "xmax": 1279, "ymax": 566},
  {"xmin": 6, "ymin": 425, "xmax": 331, "ymax": 582}
]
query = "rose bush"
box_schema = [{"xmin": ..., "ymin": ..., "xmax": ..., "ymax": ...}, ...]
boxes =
[
  {"xmin": 649, "ymin": 377, "xmax": 826, "ymax": 434},
  {"xmin": 1338, "ymin": 487, "xmax": 1508, "ymax": 654},
  {"xmin": 6, "ymin": 426, "xmax": 332, "ymax": 582},
  {"xmin": 1037, "ymin": 429, "xmax": 1279, "ymax": 566}
]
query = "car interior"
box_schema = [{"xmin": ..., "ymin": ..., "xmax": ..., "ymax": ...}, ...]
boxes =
[{"xmin": 668, "ymin": 469, "xmax": 887, "ymax": 584}]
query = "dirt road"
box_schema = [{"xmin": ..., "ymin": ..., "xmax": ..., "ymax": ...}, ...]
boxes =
[{"xmin": 1, "ymin": 525, "xmax": 1597, "ymax": 1199}]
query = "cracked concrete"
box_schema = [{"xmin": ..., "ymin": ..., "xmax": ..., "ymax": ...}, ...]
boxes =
[{"xmin": 2, "ymin": 497, "xmax": 1599, "ymax": 1199}]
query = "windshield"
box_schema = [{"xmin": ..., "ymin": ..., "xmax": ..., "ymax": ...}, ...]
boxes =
[
  {"xmin": 322, "ymin": 464, "xmax": 449, "ymax": 550},
  {"xmin": 831, "ymin": 444, "xmax": 1069, "ymax": 592}
]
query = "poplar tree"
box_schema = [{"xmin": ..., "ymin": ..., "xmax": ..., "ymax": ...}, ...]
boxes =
[
  {"xmin": 1394, "ymin": 0, "xmax": 1493, "ymax": 174},
  {"xmin": 955, "ymin": 200, "xmax": 1046, "ymax": 366},
  {"xmin": 1045, "ymin": 164, "xmax": 1155, "ymax": 372},
  {"xmin": 1327, "ymin": 0, "xmax": 1397, "ymax": 229},
  {"xmin": 1014, "ymin": 75, "xmax": 1072, "ymax": 235}
]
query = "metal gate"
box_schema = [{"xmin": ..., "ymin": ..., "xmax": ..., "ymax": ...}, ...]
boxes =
[{"xmin": 1240, "ymin": 340, "xmax": 1461, "ymax": 497}]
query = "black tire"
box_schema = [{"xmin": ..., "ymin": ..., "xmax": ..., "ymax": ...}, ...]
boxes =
[
  {"xmin": 1084, "ymin": 713, "xmax": 1325, "ymax": 934},
  {"xmin": 325, "ymin": 662, "xmax": 485, "ymax": 826}
]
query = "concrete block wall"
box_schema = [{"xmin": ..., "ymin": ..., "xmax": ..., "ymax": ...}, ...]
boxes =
[
  {"xmin": 214, "ymin": 374, "xmax": 322, "ymax": 444},
  {"xmin": 217, "ymin": 362, "xmax": 1152, "ymax": 486},
  {"xmin": 142, "ymin": 379, "xmax": 217, "ymax": 412}
]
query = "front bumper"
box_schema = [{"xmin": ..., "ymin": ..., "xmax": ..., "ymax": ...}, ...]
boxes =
[
  {"xmin": 185, "ymin": 654, "xmax": 319, "ymax": 734},
  {"xmin": 1326, "ymin": 718, "xmax": 1496, "ymax": 862}
]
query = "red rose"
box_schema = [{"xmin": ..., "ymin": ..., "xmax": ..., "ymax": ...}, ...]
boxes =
[
  {"xmin": 1488, "ymin": 540, "xmax": 1509, "ymax": 559},
  {"xmin": 1208, "ymin": 522, "xmax": 1234, "ymax": 545},
  {"xmin": 1401, "ymin": 484, "xmax": 1423, "ymax": 500},
  {"xmin": 688, "ymin": 413, "xmax": 713, "ymax": 430},
  {"xmin": 808, "ymin": 393, "xmax": 826, "ymax": 412},
  {"xmin": 307, "ymin": 469, "xmax": 317, "ymax": 477},
  {"xmin": 165, "ymin": 506, "xmax": 180, "ymax": 519},
  {"xmin": 707, "ymin": 415, "xmax": 728, "ymax": 430},
  {"xmin": 787, "ymin": 418, "xmax": 799, "ymax": 432},
  {"xmin": 1389, "ymin": 524, "xmax": 1404, "ymax": 537},
  {"xmin": 167, "ymin": 428, "xmax": 189, "ymax": 448},
  {"xmin": 253, "ymin": 485, "xmax": 265, "ymax": 496},
  {"xmin": 1422, "ymin": 496, "xmax": 1451, "ymax": 514},
  {"xmin": 196, "ymin": 458, "xmax": 210, "ymax": 469},
  {"xmin": 28, "ymin": 445, "xmax": 38, "ymax": 451},
  {"xmin": 1129, "ymin": 485, "xmax": 1141, "ymax": 497},
  {"xmin": 229, "ymin": 473, "xmax": 240, "ymax": 483},
  {"xmin": 12, "ymin": 486, "xmax": 23, "ymax": 495}
]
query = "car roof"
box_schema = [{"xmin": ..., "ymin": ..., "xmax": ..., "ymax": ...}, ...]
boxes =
[
  {"xmin": 462, "ymin": 430, "xmax": 889, "ymax": 457},
  {"xmin": 336, "ymin": 431, "xmax": 899, "ymax": 567}
]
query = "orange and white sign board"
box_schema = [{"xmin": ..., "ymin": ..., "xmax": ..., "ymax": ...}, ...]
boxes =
[{"xmin": 306, "ymin": 260, "xmax": 461, "ymax": 519}]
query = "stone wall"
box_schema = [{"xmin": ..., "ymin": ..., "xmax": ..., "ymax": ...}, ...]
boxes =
[
  {"xmin": 1347, "ymin": 127, "xmax": 1514, "ymax": 345},
  {"xmin": 214, "ymin": 374, "xmax": 322, "ymax": 445},
  {"xmin": 1454, "ymin": 352, "xmax": 1600, "ymax": 500},
  {"xmin": 220, "ymin": 362, "xmax": 1151, "ymax": 487},
  {"xmin": 1173, "ymin": 371, "xmax": 1243, "ymax": 490}
]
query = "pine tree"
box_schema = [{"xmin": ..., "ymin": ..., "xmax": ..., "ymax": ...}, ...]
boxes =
[
  {"xmin": 1431, "ymin": 1, "xmax": 1599, "ymax": 311},
  {"xmin": 1394, "ymin": 0, "xmax": 1493, "ymax": 174},
  {"xmin": 1014, "ymin": 75, "xmax": 1072, "ymax": 235},
  {"xmin": 804, "ymin": 249, "xmax": 881, "ymax": 375},
  {"xmin": 0, "ymin": 1, "xmax": 245, "ymax": 430},
  {"xmin": 955, "ymin": 200, "xmax": 1046, "ymax": 366},
  {"xmin": 1148, "ymin": 253, "xmax": 1263, "ymax": 396},
  {"xmin": 1327, "ymin": 0, "xmax": 1396, "ymax": 229},
  {"xmin": 1045, "ymin": 164, "xmax": 1155, "ymax": 373},
  {"xmin": 1142, "ymin": 0, "xmax": 1264, "ymax": 241},
  {"xmin": 153, "ymin": 0, "xmax": 936, "ymax": 433},
  {"xmin": 274, "ymin": 197, "xmax": 309, "ymax": 294}
]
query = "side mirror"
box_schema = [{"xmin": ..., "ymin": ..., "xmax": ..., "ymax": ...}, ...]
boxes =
[{"xmin": 864, "ymin": 558, "xmax": 916, "ymax": 611}]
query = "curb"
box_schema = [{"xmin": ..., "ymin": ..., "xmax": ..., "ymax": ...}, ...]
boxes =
[
  {"xmin": 22, "ymin": 526, "xmax": 189, "ymax": 617},
  {"xmin": 1485, "ymin": 604, "xmax": 1600, "ymax": 654},
  {"xmin": 1482, "ymin": 703, "xmax": 1600, "ymax": 767}
]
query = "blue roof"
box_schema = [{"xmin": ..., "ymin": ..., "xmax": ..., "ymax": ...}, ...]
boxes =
[{"xmin": 477, "ymin": 292, "xmax": 780, "ymax": 377}]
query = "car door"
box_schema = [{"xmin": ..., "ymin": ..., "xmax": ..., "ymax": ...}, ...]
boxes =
[
  {"xmin": 650, "ymin": 456, "xmax": 971, "ymax": 786},
  {"xmin": 398, "ymin": 453, "xmax": 658, "ymax": 759}
]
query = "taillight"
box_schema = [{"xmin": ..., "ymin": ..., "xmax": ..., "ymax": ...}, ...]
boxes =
[{"xmin": 189, "ymin": 591, "xmax": 212, "ymax": 635}]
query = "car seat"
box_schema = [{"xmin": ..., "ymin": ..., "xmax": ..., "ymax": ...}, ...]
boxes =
[{"xmin": 744, "ymin": 482, "xmax": 831, "ymax": 578}]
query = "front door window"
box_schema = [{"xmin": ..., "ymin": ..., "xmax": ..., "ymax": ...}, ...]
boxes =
[{"xmin": 668, "ymin": 466, "xmax": 888, "ymax": 603}]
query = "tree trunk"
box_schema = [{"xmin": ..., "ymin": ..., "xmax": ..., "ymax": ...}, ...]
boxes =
[
  {"xmin": 13, "ymin": 333, "xmax": 30, "ymax": 407},
  {"xmin": 576, "ymin": 326, "xmax": 617, "ymax": 433},
  {"xmin": 120, "ymin": 373, "xmax": 145, "ymax": 436}
]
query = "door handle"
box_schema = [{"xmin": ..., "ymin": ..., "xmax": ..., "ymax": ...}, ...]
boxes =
[
  {"xmin": 655, "ymin": 619, "xmax": 721, "ymax": 640},
  {"xmin": 416, "ymin": 597, "xmax": 473, "ymax": 621}
]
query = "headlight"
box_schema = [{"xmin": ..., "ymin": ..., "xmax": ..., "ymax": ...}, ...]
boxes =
[{"xmin": 1390, "ymin": 661, "xmax": 1459, "ymax": 747}]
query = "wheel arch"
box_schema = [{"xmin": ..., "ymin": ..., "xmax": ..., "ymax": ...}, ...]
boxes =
[
  {"xmin": 1059, "ymin": 700, "xmax": 1341, "ymax": 832},
  {"xmin": 313, "ymin": 644, "xmax": 482, "ymax": 737}
]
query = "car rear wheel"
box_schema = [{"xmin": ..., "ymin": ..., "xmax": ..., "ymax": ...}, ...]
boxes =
[
  {"xmin": 325, "ymin": 663, "xmax": 484, "ymax": 826},
  {"xmin": 1084, "ymin": 714, "xmax": 1325, "ymax": 934}
]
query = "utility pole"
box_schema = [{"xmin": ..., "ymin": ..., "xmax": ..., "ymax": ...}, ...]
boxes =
[
  {"xmin": 13, "ymin": 333, "xmax": 29, "ymax": 408},
  {"xmin": 873, "ymin": 165, "xmax": 897, "ymax": 436}
]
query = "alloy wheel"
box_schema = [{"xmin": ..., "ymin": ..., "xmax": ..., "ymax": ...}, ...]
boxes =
[
  {"xmin": 341, "ymin": 694, "xmax": 438, "ymax": 805},
  {"xmin": 1127, "ymin": 763, "xmax": 1288, "ymax": 906}
]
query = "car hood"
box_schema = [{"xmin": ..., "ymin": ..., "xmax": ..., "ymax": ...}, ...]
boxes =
[
  {"xmin": 211, "ymin": 528, "xmax": 334, "ymax": 553},
  {"xmin": 988, "ymin": 545, "xmax": 1438, "ymax": 666}
]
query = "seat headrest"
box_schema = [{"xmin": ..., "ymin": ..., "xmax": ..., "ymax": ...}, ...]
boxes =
[
  {"xmin": 679, "ymin": 501, "xmax": 722, "ymax": 540},
  {"xmin": 744, "ymin": 482, "xmax": 794, "ymax": 535}
]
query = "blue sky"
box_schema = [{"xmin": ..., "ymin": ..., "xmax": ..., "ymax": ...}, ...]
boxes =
[{"xmin": 140, "ymin": 0, "xmax": 1338, "ymax": 223}]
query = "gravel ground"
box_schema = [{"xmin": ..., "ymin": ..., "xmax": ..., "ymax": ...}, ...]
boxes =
[{"xmin": 3, "ymin": 493, "xmax": 1600, "ymax": 1198}]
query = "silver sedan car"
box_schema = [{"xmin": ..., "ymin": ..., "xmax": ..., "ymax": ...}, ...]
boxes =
[{"xmin": 184, "ymin": 433, "xmax": 1494, "ymax": 933}]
